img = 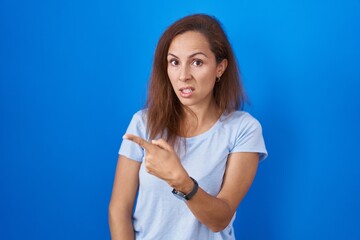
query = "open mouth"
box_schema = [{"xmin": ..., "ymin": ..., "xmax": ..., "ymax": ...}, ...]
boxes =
[
  {"xmin": 179, "ymin": 86, "xmax": 195, "ymax": 97},
  {"xmin": 181, "ymin": 88, "xmax": 193, "ymax": 93}
]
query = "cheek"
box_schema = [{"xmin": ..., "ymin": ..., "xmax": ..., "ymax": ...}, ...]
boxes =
[
  {"xmin": 167, "ymin": 68, "xmax": 177, "ymax": 85},
  {"xmin": 198, "ymin": 71, "xmax": 216, "ymax": 85}
]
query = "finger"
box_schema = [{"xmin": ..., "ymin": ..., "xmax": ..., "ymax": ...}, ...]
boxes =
[
  {"xmin": 151, "ymin": 138, "xmax": 172, "ymax": 151},
  {"xmin": 123, "ymin": 134, "xmax": 153, "ymax": 151}
]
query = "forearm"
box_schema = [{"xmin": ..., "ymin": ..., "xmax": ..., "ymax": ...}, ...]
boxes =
[
  {"xmin": 172, "ymin": 177, "xmax": 234, "ymax": 232},
  {"xmin": 169, "ymin": 153, "xmax": 259, "ymax": 232},
  {"xmin": 186, "ymin": 188, "xmax": 233, "ymax": 232},
  {"xmin": 109, "ymin": 208, "xmax": 135, "ymax": 240}
]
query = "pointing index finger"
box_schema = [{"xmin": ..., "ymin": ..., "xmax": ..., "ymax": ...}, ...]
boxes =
[{"xmin": 123, "ymin": 134, "xmax": 153, "ymax": 151}]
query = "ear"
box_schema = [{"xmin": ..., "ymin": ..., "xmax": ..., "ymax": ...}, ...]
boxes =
[{"xmin": 217, "ymin": 59, "xmax": 228, "ymax": 77}]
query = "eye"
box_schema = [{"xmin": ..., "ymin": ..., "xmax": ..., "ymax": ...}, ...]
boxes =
[
  {"xmin": 169, "ymin": 59, "xmax": 179, "ymax": 66},
  {"xmin": 192, "ymin": 59, "xmax": 203, "ymax": 67}
]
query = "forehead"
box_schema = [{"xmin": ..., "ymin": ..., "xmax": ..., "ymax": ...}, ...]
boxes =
[{"xmin": 168, "ymin": 31, "xmax": 211, "ymax": 54}]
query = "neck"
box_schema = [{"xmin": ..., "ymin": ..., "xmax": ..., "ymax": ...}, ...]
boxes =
[{"xmin": 181, "ymin": 99, "xmax": 221, "ymax": 137}]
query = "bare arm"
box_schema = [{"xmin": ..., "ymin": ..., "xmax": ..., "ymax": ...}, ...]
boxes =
[
  {"xmin": 180, "ymin": 152, "xmax": 259, "ymax": 232},
  {"xmin": 109, "ymin": 155, "xmax": 140, "ymax": 240},
  {"xmin": 123, "ymin": 134, "xmax": 259, "ymax": 232}
]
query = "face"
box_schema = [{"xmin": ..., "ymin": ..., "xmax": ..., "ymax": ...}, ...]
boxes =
[{"xmin": 167, "ymin": 31, "xmax": 227, "ymax": 110}]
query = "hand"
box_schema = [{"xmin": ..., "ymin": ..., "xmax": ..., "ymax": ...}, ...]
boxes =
[{"xmin": 123, "ymin": 134, "xmax": 189, "ymax": 188}]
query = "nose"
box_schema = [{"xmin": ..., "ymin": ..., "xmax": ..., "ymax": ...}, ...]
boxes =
[{"xmin": 179, "ymin": 65, "xmax": 191, "ymax": 82}]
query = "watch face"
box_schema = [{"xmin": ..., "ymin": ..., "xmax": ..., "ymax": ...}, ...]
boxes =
[
  {"xmin": 172, "ymin": 189, "xmax": 187, "ymax": 201},
  {"xmin": 171, "ymin": 177, "xmax": 198, "ymax": 201}
]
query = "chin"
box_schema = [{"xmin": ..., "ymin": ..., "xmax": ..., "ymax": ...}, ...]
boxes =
[{"xmin": 179, "ymin": 100, "xmax": 199, "ymax": 108}]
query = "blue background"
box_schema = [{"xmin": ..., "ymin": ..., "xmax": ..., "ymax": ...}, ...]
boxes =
[{"xmin": 1, "ymin": 0, "xmax": 359, "ymax": 239}]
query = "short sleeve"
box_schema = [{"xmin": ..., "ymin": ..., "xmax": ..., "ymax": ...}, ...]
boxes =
[
  {"xmin": 118, "ymin": 110, "xmax": 148, "ymax": 162},
  {"xmin": 230, "ymin": 114, "xmax": 268, "ymax": 161}
]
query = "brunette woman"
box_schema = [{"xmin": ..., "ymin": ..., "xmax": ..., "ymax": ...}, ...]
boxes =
[{"xmin": 109, "ymin": 14, "xmax": 267, "ymax": 240}]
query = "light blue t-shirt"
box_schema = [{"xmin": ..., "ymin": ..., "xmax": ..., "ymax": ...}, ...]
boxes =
[{"xmin": 119, "ymin": 109, "xmax": 267, "ymax": 240}]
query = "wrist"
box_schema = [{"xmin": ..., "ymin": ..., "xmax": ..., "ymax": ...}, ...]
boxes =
[
  {"xmin": 172, "ymin": 176, "xmax": 194, "ymax": 194},
  {"xmin": 172, "ymin": 177, "xmax": 198, "ymax": 201}
]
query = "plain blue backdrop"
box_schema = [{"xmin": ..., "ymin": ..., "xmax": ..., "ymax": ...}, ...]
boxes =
[{"xmin": 1, "ymin": 0, "xmax": 359, "ymax": 239}]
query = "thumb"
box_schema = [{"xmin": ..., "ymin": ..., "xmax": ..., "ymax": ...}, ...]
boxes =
[{"xmin": 151, "ymin": 138, "xmax": 173, "ymax": 151}]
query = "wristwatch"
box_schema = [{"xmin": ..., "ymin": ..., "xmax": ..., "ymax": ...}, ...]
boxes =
[{"xmin": 172, "ymin": 177, "xmax": 198, "ymax": 201}]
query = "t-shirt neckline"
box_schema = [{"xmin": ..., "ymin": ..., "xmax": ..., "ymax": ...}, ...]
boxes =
[{"xmin": 183, "ymin": 113, "xmax": 227, "ymax": 142}]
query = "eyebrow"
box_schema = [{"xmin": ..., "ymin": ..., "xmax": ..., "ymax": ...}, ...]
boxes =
[{"xmin": 167, "ymin": 52, "xmax": 209, "ymax": 59}]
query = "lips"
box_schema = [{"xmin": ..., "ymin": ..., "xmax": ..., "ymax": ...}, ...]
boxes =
[{"xmin": 179, "ymin": 86, "xmax": 194, "ymax": 98}]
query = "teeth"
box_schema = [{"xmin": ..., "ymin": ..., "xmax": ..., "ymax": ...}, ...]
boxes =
[{"xmin": 182, "ymin": 88, "xmax": 193, "ymax": 93}]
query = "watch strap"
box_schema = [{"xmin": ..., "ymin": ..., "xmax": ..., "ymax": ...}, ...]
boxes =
[{"xmin": 172, "ymin": 177, "xmax": 198, "ymax": 200}]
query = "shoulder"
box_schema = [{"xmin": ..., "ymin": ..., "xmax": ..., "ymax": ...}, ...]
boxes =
[
  {"xmin": 133, "ymin": 108, "xmax": 148, "ymax": 119},
  {"xmin": 130, "ymin": 109, "xmax": 148, "ymax": 125},
  {"xmin": 125, "ymin": 109, "xmax": 149, "ymax": 139},
  {"xmin": 222, "ymin": 111, "xmax": 267, "ymax": 159},
  {"xmin": 220, "ymin": 110, "xmax": 264, "ymax": 142},
  {"xmin": 221, "ymin": 110, "xmax": 262, "ymax": 130}
]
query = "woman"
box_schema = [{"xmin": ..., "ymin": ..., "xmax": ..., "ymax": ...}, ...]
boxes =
[{"xmin": 109, "ymin": 14, "xmax": 267, "ymax": 240}]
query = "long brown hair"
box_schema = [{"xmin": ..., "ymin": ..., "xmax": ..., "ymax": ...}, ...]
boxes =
[{"xmin": 146, "ymin": 14, "xmax": 245, "ymax": 144}]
